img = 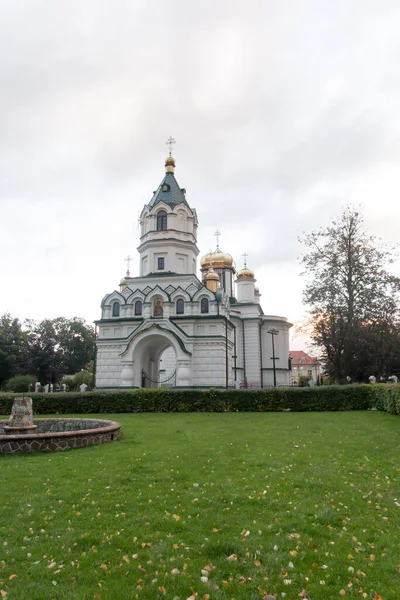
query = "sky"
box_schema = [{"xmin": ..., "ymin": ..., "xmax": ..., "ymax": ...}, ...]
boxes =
[{"xmin": 1, "ymin": 0, "xmax": 400, "ymax": 351}]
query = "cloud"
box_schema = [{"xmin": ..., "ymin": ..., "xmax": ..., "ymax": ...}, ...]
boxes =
[{"xmin": 1, "ymin": 0, "xmax": 400, "ymax": 338}]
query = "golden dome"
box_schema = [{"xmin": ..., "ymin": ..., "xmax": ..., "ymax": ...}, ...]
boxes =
[
  {"xmin": 237, "ymin": 267, "xmax": 255, "ymax": 280},
  {"xmin": 200, "ymin": 249, "xmax": 234, "ymax": 269},
  {"xmin": 165, "ymin": 155, "xmax": 175, "ymax": 173},
  {"xmin": 204, "ymin": 267, "xmax": 220, "ymax": 281}
]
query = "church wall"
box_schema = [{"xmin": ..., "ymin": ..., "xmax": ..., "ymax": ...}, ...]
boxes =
[
  {"xmin": 243, "ymin": 320, "xmax": 261, "ymax": 387},
  {"xmin": 96, "ymin": 344, "xmax": 124, "ymax": 388},
  {"xmin": 139, "ymin": 241, "xmax": 197, "ymax": 276},
  {"xmin": 260, "ymin": 322, "xmax": 291, "ymax": 387},
  {"xmin": 192, "ymin": 341, "xmax": 227, "ymax": 387}
]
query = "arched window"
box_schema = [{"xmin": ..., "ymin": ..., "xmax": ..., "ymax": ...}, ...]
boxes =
[
  {"xmin": 157, "ymin": 210, "xmax": 167, "ymax": 231},
  {"xmin": 112, "ymin": 301, "xmax": 120, "ymax": 317},
  {"xmin": 134, "ymin": 300, "xmax": 142, "ymax": 316},
  {"xmin": 201, "ymin": 298, "xmax": 209, "ymax": 314},
  {"xmin": 176, "ymin": 299, "xmax": 184, "ymax": 314}
]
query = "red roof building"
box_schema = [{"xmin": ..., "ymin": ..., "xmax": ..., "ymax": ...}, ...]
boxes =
[{"xmin": 289, "ymin": 350, "xmax": 321, "ymax": 382}]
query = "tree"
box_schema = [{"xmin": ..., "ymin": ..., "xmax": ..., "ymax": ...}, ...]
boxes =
[
  {"xmin": 0, "ymin": 314, "xmax": 29, "ymax": 387},
  {"xmin": 300, "ymin": 207, "xmax": 400, "ymax": 382},
  {"xmin": 51, "ymin": 317, "xmax": 95, "ymax": 375}
]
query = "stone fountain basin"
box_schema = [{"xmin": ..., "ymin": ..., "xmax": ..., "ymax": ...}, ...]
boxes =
[{"xmin": 0, "ymin": 418, "xmax": 121, "ymax": 454}]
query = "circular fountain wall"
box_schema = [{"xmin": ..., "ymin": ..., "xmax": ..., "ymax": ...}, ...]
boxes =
[{"xmin": 0, "ymin": 417, "xmax": 122, "ymax": 454}]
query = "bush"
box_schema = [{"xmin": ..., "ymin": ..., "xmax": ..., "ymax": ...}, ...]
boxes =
[
  {"xmin": 4, "ymin": 375, "xmax": 36, "ymax": 393},
  {"xmin": 0, "ymin": 384, "xmax": 389, "ymax": 416}
]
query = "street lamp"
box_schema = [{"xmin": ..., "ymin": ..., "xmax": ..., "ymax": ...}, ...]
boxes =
[{"xmin": 268, "ymin": 328, "xmax": 279, "ymax": 387}]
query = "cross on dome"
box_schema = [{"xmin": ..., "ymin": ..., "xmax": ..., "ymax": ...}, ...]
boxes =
[
  {"xmin": 242, "ymin": 252, "xmax": 248, "ymax": 267},
  {"xmin": 165, "ymin": 136, "xmax": 176, "ymax": 156},
  {"xmin": 124, "ymin": 255, "xmax": 133, "ymax": 276},
  {"xmin": 214, "ymin": 230, "xmax": 221, "ymax": 250}
]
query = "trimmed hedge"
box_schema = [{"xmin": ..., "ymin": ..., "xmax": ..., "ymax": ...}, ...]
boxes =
[{"xmin": 1, "ymin": 384, "xmax": 398, "ymax": 415}]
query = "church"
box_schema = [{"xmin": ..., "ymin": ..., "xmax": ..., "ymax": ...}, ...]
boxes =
[{"xmin": 95, "ymin": 146, "xmax": 292, "ymax": 389}]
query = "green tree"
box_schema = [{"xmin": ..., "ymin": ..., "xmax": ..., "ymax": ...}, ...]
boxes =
[
  {"xmin": 300, "ymin": 207, "xmax": 400, "ymax": 382},
  {"xmin": 26, "ymin": 317, "xmax": 95, "ymax": 384},
  {"xmin": 51, "ymin": 317, "xmax": 95, "ymax": 374},
  {"xmin": 0, "ymin": 314, "xmax": 28, "ymax": 387}
]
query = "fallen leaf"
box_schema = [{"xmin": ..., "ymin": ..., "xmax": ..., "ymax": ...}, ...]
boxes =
[
  {"xmin": 8, "ymin": 575, "xmax": 18, "ymax": 581},
  {"xmin": 227, "ymin": 554, "xmax": 237, "ymax": 562},
  {"xmin": 99, "ymin": 564, "xmax": 107, "ymax": 570},
  {"xmin": 254, "ymin": 559, "xmax": 261, "ymax": 567}
]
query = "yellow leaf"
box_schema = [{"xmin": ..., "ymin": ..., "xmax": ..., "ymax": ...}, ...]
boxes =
[
  {"xmin": 254, "ymin": 559, "xmax": 261, "ymax": 567},
  {"xmin": 158, "ymin": 586, "xmax": 167, "ymax": 595},
  {"xmin": 227, "ymin": 554, "xmax": 238, "ymax": 562},
  {"xmin": 122, "ymin": 555, "xmax": 130, "ymax": 564},
  {"xmin": 0, "ymin": 591, "xmax": 7, "ymax": 597},
  {"xmin": 99, "ymin": 564, "xmax": 107, "ymax": 570},
  {"xmin": 172, "ymin": 514, "xmax": 181, "ymax": 521},
  {"xmin": 8, "ymin": 575, "xmax": 18, "ymax": 581}
]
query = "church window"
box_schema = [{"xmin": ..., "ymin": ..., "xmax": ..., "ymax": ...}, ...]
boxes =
[
  {"xmin": 157, "ymin": 210, "xmax": 167, "ymax": 231},
  {"xmin": 158, "ymin": 257, "xmax": 165, "ymax": 270},
  {"xmin": 201, "ymin": 298, "xmax": 209, "ymax": 314},
  {"xmin": 134, "ymin": 300, "xmax": 142, "ymax": 316},
  {"xmin": 162, "ymin": 184, "xmax": 170, "ymax": 192},
  {"xmin": 112, "ymin": 302, "xmax": 120, "ymax": 317},
  {"xmin": 176, "ymin": 299, "xmax": 184, "ymax": 314}
]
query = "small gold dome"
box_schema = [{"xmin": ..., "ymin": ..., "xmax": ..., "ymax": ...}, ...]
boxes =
[
  {"xmin": 200, "ymin": 249, "xmax": 233, "ymax": 269},
  {"xmin": 204, "ymin": 267, "xmax": 220, "ymax": 281},
  {"xmin": 120, "ymin": 277, "xmax": 127, "ymax": 285},
  {"xmin": 165, "ymin": 155, "xmax": 176, "ymax": 166},
  {"xmin": 237, "ymin": 267, "xmax": 255, "ymax": 280}
]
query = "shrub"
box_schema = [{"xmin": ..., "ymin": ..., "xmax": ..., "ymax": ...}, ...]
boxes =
[
  {"xmin": 4, "ymin": 375, "xmax": 36, "ymax": 393},
  {"xmin": 0, "ymin": 384, "xmax": 385, "ymax": 416}
]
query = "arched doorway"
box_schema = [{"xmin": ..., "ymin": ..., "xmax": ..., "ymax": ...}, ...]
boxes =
[{"xmin": 120, "ymin": 327, "xmax": 192, "ymax": 388}]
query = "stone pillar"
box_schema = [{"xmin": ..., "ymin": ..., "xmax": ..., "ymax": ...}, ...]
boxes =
[
  {"xmin": 121, "ymin": 362, "xmax": 135, "ymax": 387},
  {"xmin": 4, "ymin": 397, "xmax": 37, "ymax": 434},
  {"xmin": 176, "ymin": 360, "xmax": 191, "ymax": 387}
]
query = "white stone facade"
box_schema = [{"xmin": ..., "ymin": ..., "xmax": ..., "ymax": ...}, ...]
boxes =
[{"xmin": 95, "ymin": 155, "xmax": 292, "ymax": 388}]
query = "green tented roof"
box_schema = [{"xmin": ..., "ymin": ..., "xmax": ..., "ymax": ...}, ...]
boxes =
[{"xmin": 148, "ymin": 171, "xmax": 189, "ymax": 208}]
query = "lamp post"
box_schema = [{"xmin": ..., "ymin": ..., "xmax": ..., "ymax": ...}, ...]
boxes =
[{"xmin": 268, "ymin": 328, "xmax": 279, "ymax": 388}]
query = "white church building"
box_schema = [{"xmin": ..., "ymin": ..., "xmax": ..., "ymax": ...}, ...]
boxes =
[{"xmin": 95, "ymin": 150, "xmax": 292, "ymax": 389}]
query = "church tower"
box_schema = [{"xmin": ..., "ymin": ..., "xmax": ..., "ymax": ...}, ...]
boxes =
[{"xmin": 138, "ymin": 147, "xmax": 199, "ymax": 276}]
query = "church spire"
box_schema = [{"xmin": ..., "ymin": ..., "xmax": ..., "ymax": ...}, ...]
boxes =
[{"xmin": 165, "ymin": 136, "xmax": 176, "ymax": 173}]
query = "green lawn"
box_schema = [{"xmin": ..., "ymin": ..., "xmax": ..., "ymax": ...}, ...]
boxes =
[{"xmin": 1, "ymin": 412, "xmax": 399, "ymax": 600}]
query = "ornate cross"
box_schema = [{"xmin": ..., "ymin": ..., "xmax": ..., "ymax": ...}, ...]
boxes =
[
  {"xmin": 242, "ymin": 252, "xmax": 248, "ymax": 267},
  {"xmin": 165, "ymin": 136, "xmax": 176, "ymax": 155},
  {"xmin": 124, "ymin": 255, "xmax": 133, "ymax": 276},
  {"xmin": 214, "ymin": 230, "xmax": 221, "ymax": 250}
]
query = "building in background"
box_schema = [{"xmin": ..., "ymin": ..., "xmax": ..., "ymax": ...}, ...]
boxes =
[
  {"xmin": 290, "ymin": 350, "xmax": 321, "ymax": 383},
  {"xmin": 95, "ymin": 146, "xmax": 292, "ymax": 388}
]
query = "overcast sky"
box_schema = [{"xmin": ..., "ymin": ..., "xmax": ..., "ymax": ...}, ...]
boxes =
[{"xmin": 1, "ymin": 0, "xmax": 400, "ymax": 350}]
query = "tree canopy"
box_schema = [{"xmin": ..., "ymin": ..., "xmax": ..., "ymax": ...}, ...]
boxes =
[
  {"xmin": 300, "ymin": 207, "xmax": 400, "ymax": 382},
  {"xmin": 0, "ymin": 316, "xmax": 95, "ymax": 387}
]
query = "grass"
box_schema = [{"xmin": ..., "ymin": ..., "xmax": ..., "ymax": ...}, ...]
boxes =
[{"xmin": 0, "ymin": 412, "xmax": 400, "ymax": 600}]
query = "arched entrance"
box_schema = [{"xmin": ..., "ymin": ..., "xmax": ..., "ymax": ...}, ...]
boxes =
[{"xmin": 120, "ymin": 327, "xmax": 192, "ymax": 388}]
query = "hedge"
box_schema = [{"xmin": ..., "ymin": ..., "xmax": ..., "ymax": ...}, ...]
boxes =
[{"xmin": 1, "ymin": 384, "xmax": 399, "ymax": 415}]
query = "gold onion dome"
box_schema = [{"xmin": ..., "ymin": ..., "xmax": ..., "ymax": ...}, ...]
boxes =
[
  {"xmin": 237, "ymin": 266, "xmax": 255, "ymax": 280},
  {"xmin": 204, "ymin": 266, "xmax": 220, "ymax": 281},
  {"xmin": 165, "ymin": 155, "xmax": 176, "ymax": 172},
  {"xmin": 200, "ymin": 249, "xmax": 233, "ymax": 269}
]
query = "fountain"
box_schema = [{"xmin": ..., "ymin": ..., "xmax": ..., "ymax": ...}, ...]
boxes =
[{"xmin": 0, "ymin": 397, "xmax": 121, "ymax": 454}]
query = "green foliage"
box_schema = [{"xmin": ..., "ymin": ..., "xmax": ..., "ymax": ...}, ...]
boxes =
[
  {"xmin": 0, "ymin": 313, "xmax": 95, "ymax": 385},
  {"xmin": 0, "ymin": 384, "xmax": 385, "ymax": 415},
  {"xmin": 73, "ymin": 370, "xmax": 93, "ymax": 387},
  {"xmin": 297, "ymin": 375, "xmax": 312, "ymax": 386},
  {"xmin": 0, "ymin": 313, "xmax": 28, "ymax": 386},
  {"xmin": 300, "ymin": 207, "xmax": 400, "ymax": 382},
  {"xmin": 4, "ymin": 374, "xmax": 36, "ymax": 393}
]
